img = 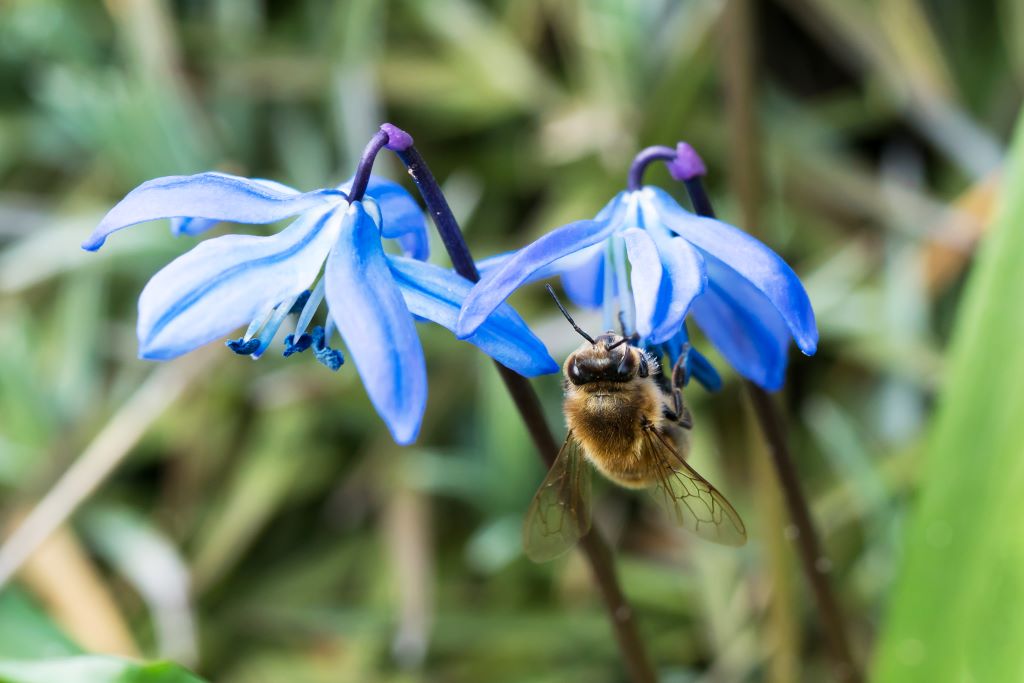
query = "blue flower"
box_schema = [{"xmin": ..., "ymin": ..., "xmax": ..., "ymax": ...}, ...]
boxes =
[
  {"xmin": 84, "ymin": 172, "xmax": 558, "ymax": 444},
  {"xmin": 457, "ymin": 186, "xmax": 817, "ymax": 391}
]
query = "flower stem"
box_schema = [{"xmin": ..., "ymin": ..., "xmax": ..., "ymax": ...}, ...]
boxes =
[
  {"xmin": 348, "ymin": 129, "xmax": 390, "ymax": 203},
  {"xmin": 391, "ymin": 133, "xmax": 658, "ymax": 683},
  {"xmin": 681, "ymin": 175, "xmax": 861, "ymax": 683},
  {"xmin": 626, "ymin": 146, "xmax": 675, "ymax": 191}
]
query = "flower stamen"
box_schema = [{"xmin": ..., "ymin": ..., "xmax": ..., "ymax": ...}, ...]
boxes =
[
  {"xmin": 292, "ymin": 278, "xmax": 326, "ymax": 339},
  {"xmin": 249, "ymin": 291, "xmax": 305, "ymax": 358},
  {"xmin": 311, "ymin": 323, "xmax": 344, "ymax": 370}
]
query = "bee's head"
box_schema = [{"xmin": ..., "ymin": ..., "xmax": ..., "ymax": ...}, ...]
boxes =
[
  {"xmin": 565, "ymin": 334, "xmax": 649, "ymax": 385},
  {"xmin": 544, "ymin": 284, "xmax": 651, "ymax": 385}
]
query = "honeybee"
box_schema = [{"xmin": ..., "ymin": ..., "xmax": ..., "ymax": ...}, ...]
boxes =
[{"xmin": 523, "ymin": 286, "xmax": 747, "ymax": 561}]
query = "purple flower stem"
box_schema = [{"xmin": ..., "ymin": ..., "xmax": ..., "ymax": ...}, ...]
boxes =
[
  {"xmin": 682, "ymin": 171, "xmax": 862, "ymax": 683},
  {"xmin": 387, "ymin": 130, "xmax": 657, "ymax": 683},
  {"xmin": 347, "ymin": 129, "xmax": 390, "ymax": 203},
  {"xmin": 682, "ymin": 179, "xmax": 716, "ymax": 219},
  {"xmin": 395, "ymin": 145, "xmax": 481, "ymax": 282},
  {"xmin": 626, "ymin": 146, "xmax": 676, "ymax": 191}
]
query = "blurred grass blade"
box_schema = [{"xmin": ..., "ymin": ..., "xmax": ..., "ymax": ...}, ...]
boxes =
[
  {"xmin": 0, "ymin": 656, "xmax": 206, "ymax": 683},
  {"xmin": 872, "ymin": 107, "xmax": 1024, "ymax": 681},
  {"xmin": 0, "ymin": 352, "xmax": 216, "ymax": 590},
  {"xmin": 82, "ymin": 506, "xmax": 197, "ymax": 666}
]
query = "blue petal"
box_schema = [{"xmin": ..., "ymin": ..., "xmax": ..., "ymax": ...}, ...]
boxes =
[
  {"xmin": 340, "ymin": 174, "xmax": 428, "ymax": 237},
  {"xmin": 686, "ymin": 345, "xmax": 723, "ymax": 392},
  {"xmin": 560, "ymin": 243, "xmax": 605, "ymax": 309},
  {"xmin": 344, "ymin": 175, "xmax": 429, "ymax": 261},
  {"xmin": 396, "ymin": 227, "xmax": 430, "ymax": 261},
  {"xmin": 645, "ymin": 231, "xmax": 707, "ymax": 344},
  {"xmin": 620, "ymin": 228, "xmax": 662, "ymax": 339},
  {"xmin": 136, "ymin": 205, "xmax": 341, "ymax": 359},
  {"xmin": 171, "ymin": 216, "xmax": 220, "ymax": 236},
  {"xmin": 690, "ymin": 254, "xmax": 794, "ymax": 391},
  {"xmin": 365, "ymin": 176, "xmax": 427, "ymax": 239},
  {"xmin": 476, "ymin": 251, "xmax": 512, "ymax": 279},
  {"xmin": 84, "ymin": 173, "xmax": 344, "ymax": 251},
  {"xmin": 456, "ymin": 207, "xmax": 625, "ymax": 338},
  {"xmin": 478, "ymin": 243, "xmax": 605, "ymax": 308},
  {"xmin": 388, "ymin": 256, "xmax": 559, "ymax": 377},
  {"xmin": 324, "ymin": 203, "xmax": 427, "ymax": 445},
  {"xmin": 645, "ymin": 187, "xmax": 818, "ymax": 355},
  {"xmin": 169, "ymin": 178, "xmax": 305, "ymax": 237}
]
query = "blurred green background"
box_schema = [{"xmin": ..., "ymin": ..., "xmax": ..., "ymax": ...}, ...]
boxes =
[{"xmin": 1, "ymin": 0, "xmax": 1022, "ymax": 681}]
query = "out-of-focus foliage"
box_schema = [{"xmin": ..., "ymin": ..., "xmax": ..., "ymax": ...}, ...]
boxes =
[
  {"xmin": 0, "ymin": 656, "xmax": 205, "ymax": 683},
  {"xmin": 873, "ymin": 108, "xmax": 1024, "ymax": 683},
  {"xmin": 0, "ymin": 0, "xmax": 1020, "ymax": 681}
]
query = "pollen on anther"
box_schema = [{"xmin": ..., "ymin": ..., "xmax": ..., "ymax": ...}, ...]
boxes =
[
  {"xmin": 283, "ymin": 333, "xmax": 313, "ymax": 357},
  {"xmin": 226, "ymin": 337, "xmax": 261, "ymax": 355},
  {"xmin": 311, "ymin": 326, "xmax": 344, "ymax": 371}
]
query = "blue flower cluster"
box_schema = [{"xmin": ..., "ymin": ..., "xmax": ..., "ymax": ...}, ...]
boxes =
[
  {"xmin": 83, "ymin": 171, "xmax": 557, "ymax": 444},
  {"xmin": 84, "ymin": 131, "xmax": 817, "ymax": 444},
  {"xmin": 458, "ymin": 184, "xmax": 817, "ymax": 391}
]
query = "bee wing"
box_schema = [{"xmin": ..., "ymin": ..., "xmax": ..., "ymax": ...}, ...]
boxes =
[
  {"xmin": 643, "ymin": 428, "xmax": 747, "ymax": 546},
  {"xmin": 522, "ymin": 431, "xmax": 593, "ymax": 562}
]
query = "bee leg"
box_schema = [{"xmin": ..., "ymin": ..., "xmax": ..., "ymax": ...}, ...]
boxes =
[
  {"xmin": 618, "ymin": 311, "xmax": 629, "ymax": 337},
  {"xmin": 668, "ymin": 354, "xmax": 694, "ymax": 430},
  {"xmin": 664, "ymin": 394, "xmax": 693, "ymax": 430},
  {"xmin": 615, "ymin": 311, "xmax": 643, "ymax": 345}
]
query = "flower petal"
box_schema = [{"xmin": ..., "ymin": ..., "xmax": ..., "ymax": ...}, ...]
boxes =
[
  {"xmin": 396, "ymin": 227, "xmax": 430, "ymax": 261},
  {"xmin": 690, "ymin": 254, "xmax": 794, "ymax": 391},
  {"xmin": 84, "ymin": 173, "xmax": 344, "ymax": 251},
  {"xmin": 137, "ymin": 204, "xmax": 341, "ymax": 360},
  {"xmin": 388, "ymin": 256, "xmax": 559, "ymax": 377},
  {"xmin": 342, "ymin": 176, "xmax": 429, "ymax": 260},
  {"xmin": 170, "ymin": 216, "xmax": 220, "ymax": 237},
  {"xmin": 559, "ymin": 243, "xmax": 606, "ymax": 309},
  {"xmin": 365, "ymin": 176, "xmax": 427, "ymax": 240},
  {"xmin": 324, "ymin": 203, "xmax": 427, "ymax": 445},
  {"xmin": 477, "ymin": 241, "xmax": 605, "ymax": 304},
  {"xmin": 645, "ymin": 186, "xmax": 818, "ymax": 355},
  {"xmin": 620, "ymin": 228, "xmax": 662, "ymax": 339},
  {"xmin": 647, "ymin": 234, "xmax": 707, "ymax": 343},
  {"xmin": 170, "ymin": 178, "xmax": 305, "ymax": 237},
  {"xmin": 456, "ymin": 206, "xmax": 625, "ymax": 338}
]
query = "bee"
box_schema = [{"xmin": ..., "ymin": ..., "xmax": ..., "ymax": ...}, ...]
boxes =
[{"xmin": 523, "ymin": 286, "xmax": 747, "ymax": 561}]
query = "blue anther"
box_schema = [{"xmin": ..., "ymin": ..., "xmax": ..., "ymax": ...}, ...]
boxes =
[
  {"xmin": 283, "ymin": 333, "xmax": 313, "ymax": 357},
  {"xmin": 310, "ymin": 326, "xmax": 344, "ymax": 371},
  {"xmin": 226, "ymin": 337, "xmax": 261, "ymax": 355}
]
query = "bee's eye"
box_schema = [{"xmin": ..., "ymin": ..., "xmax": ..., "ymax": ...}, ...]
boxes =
[{"xmin": 567, "ymin": 357, "xmax": 585, "ymax": 385}]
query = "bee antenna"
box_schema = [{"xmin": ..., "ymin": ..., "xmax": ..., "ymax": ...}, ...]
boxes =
[
  {"xmin": 545, "ymin": 284, "xmax": 596, "ymax": 345},
  {"xmin": 607, "ymin": 337, "xmax": 630, "ymax": 350}
]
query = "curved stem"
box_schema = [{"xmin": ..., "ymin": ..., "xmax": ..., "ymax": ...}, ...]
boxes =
[
  {"xmin": 745, "ymin": 384, "xmax": 861, "ymax": 683},
  {"xmin": 392, "ymin": 136, "xmax": 658, "ymax": 683},
  {"xmin": 348, "ymin": 129, "xmax": 390, "ymax": 203},
  {"xmin": 626, "ymin": 145, "xmax": 676, "ymax": 191}
]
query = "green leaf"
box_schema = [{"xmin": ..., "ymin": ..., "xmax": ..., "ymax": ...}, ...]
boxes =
[
  {"xmin": 0, "ymin": 590, "xmax": 79, "ymax": 659},
  {"xmin": 872, "ymin": 110, "xmax": 1024, "ymax": 680},
  {"xmin": 0, "ymin": 657, "xmax": 206, "ymax": 683}
]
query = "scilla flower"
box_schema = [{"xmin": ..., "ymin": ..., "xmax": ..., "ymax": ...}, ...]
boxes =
[
  {"xmin": 457, "ymin": 143, "xmax": 817, "ymax": 391},
  {"xmin": 84, "ymin": 171, "xmax": 557, "ymax": 444}
]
